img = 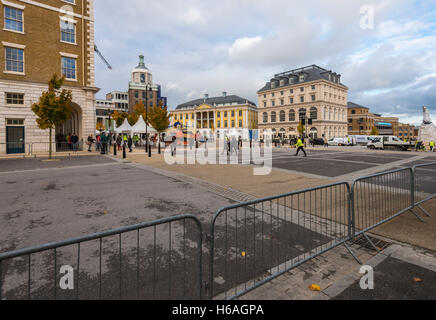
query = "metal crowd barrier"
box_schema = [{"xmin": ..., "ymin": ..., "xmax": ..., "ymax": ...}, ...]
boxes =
[
  {"xmin": 0, "ymin": 143, "xmax": 32, "ymax": 156},
  {"xmin": 0, "ymin": 164, "xmax": 435, "ymax": 301},
  {"xmin": 412, "ymin": 162, "xmax": 436, "ymax": 219},
  {"xmin": 208, "ymin": 182, "xmax": 352, "ymax": 300},
  {"xmin": 350, "ymin": 168, "xmax": 414, "ymax": 237},
  {"xmin": 0, "ymin": 215, "xmax": 203, "ymax": 300}
]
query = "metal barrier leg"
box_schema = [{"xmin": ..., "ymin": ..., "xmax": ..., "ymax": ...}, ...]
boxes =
[
  {"xmin": 343, "ymin": 242, "xmax": 362, "ymax": 265},
  {"xmin": 409, "ymin": 209, "xmax": 425, "ymax": 222},
  {"xmin": 363, "ymin": 233, "xmax": 380, "ymax": 252},
  {"xmin": 417, "ymin": 205, "xmax": 432, "ymax": 217}
]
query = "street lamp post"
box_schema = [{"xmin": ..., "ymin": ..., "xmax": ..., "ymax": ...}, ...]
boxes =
[{"xmin": 145, "ymin": 84, "xmax": 149, "ymax": 154}]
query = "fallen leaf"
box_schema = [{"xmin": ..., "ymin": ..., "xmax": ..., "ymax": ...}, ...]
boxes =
[
  {"xmin": 309, "ymin": 284, "xmax": 321, "ymax": 292},
  {"xmin": 241, "ymin": 252, "xmax": 246, "ymax": 257},
  {"xmin": 413, "ymin": 277, "xmax": 423, "ymax": 283}
]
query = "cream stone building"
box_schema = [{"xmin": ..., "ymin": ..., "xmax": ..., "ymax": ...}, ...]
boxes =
[
  {"xmin": 257, "ymin": 65, "xmax": 348, "ymax": 140},
  {"xmin": 169, "ymin": 92, "xmax": 258, "ymax": 137},
  {"xmin": 0, "ymin": 0, "xmax": 98, "ymax": 154}
]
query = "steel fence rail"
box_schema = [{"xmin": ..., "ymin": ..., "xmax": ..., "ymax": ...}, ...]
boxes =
[
  {"xmin": 0, "ymin": 143, "xmax": 32, "ymax": 156},
  {"xmin": 0, "ymin": 214, "xmax": 203, "ymax": 300},
  {"xmin": 413, "ymin": 162, "xmax": 436, "ymax": 207},
  {"xmin": 412, "ymin": 162, "xmax": 436, "ymax": 219},
  {"xmin": 350, "ymin": 167, "xmax": 414, "ymax": 237},
  {"xmin": 208, "ymin": 182, "xmax": 352, "ymax": 300}
]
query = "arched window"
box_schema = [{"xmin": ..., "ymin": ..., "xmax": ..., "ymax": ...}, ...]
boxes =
[
  {"xmin": 310, "ymin": 107, "xmax": 318, "ymax": 120},
  {"xmin": 289, "ymin": 110, "xmax": 295, "ymax": 122},
  {"xmin": 280, "ymin": 110, "xmax": 286, "ymax": 122},
  {"xmin": 263, "ymin": 112, "xmax": 268, "ymax": 123},
  {"xmin": 299, "ymin": 108, "xmax": 307, "ymax": 120},
  {"xmin": 271, "ymin": 112, "xmax": 277, "ymax": 123}
]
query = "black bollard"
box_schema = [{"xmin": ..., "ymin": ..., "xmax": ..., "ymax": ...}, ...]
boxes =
[
  {"xmin": 148, "ymin": 143, "xmax": 152, "ymax": 157},
  {"xmin": 123, "ymin": 144, "xmax": 126, "ymax": 159},
  {"xmin": 114, "ymin": 143, "xmax": 117, "ymax": 156},
  {"xmin": 158, "ymin": 141, "xmax": 161, "ymax": 154}
]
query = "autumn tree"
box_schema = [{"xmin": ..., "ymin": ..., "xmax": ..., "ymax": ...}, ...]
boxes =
[
  {"xmin": 112, "ymin": 110, "xmax": 129, "ymax": 127},
  {"xmin": 148, "ymin": 101, "xmax": 170, "ymax": 143},
  {"xmin": 96, "ymin": 122, "xmax": 105, "ymax": 131},
  {"xmin": 370, "ymin": 126, "xmax": 379, "ymax": 136},
  {"xmin": 31, "ymin": 74, "xmax": 72, "ymax": 159},
  {"xmin": 297, "ymin": 121, "xmax": 305, "ymax": 137}
]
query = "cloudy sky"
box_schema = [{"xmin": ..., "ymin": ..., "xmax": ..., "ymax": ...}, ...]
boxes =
[{"xmin": 94, "ymin": 0, "xmax": 436, "ymax": 125}]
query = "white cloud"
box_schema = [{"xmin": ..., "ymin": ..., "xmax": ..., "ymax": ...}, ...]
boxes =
[{"xmin": 94, "ymin": 0, "xmax": 436, "ymax": 121}]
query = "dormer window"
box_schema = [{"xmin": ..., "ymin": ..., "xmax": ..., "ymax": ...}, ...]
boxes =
[{"xmin": 299, "ymin": 75, "xmax": 305, "ymax": 82}]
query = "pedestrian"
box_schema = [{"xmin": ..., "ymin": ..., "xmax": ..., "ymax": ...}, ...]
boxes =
[
  {"xmin": 430, "ymin": 140, "xmax": 435, "ymax": 152},
  {"xmin": 71, "ymin": 133, "xmax": 79, "ymax": 151},
  {"xmin": 100, "ymin": 132, "xmax": 108, "ymax": 154},
  {"xmin": 116, "ymin": 135, "xmax": 122, "ymax": 151},
  {"xmin": 87, "ymin": 135, "xmax": 94, "ymax": 152},
  {"xmin": 323, "ymin": 136, "xmax": 328, "ymax": 148},
  {"xmin": 96, "ymin": 134, "xmax": 101, "ymax": 151},
  {"xmin": 171, "ymin": 135, "xmax": 177, "ymax": 156},
  {"xmin": 294, "ymin": 137, "xmax": 307, "ymax": 157},
  {"xmin": 128, "ymin": 135, "xmax": 133, "ymax": 152}
]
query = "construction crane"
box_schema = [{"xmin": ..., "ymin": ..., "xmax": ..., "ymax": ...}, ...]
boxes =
[{"xmin": 94, "ymin": 44, "xmax": 112, "ymax": 70}]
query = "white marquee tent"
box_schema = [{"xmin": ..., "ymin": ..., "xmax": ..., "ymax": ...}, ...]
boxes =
[
  {"xmin": 131, "ymin": 115, "xmax": 157, "ymax": 134},
  {"xmin": 114, "ymin": 118, "xmax": 132, "ymax": 134}
]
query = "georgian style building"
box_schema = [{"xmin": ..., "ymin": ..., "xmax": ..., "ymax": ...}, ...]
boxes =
[
  {"xmin": 257, "ymin": 65, "xmax": 348, "ymax": 140},
  {"xmin": 0, "ymin": 0, "xmax": 98, "ymax": 154},
  {"xmin": 169, "ymin": 92, "xmax": 258, "ymax": 136}
]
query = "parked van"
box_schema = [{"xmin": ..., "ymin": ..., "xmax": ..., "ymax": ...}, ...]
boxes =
[
  {"xmin": 328, "ymin": 138, "xmax": 346, "ymax": 146},
  {"xmin": 367, "ymin": 136, "xmax": 413, "ymax": 151}
]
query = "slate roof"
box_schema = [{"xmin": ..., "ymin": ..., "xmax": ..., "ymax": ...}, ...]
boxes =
[
  {"xmin": 176, "ymin": 94, "xmax": 257, "ymax": 110},
  {"xmin": 258, "ymin": 65, "xmax": 348, "ymax": 93},
  {"xmin": 348, "ymin": 102, "xmax": 369, "ymax": 110}
]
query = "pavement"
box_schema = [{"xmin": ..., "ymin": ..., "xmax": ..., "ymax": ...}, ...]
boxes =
[{"xmin": 0, "ymin": 147, "xmax": 435, "ymax": 300}]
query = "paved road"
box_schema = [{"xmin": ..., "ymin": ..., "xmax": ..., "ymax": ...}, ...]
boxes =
[{"xmin": 0, "ymin": 156, "xmax": 330, "ymax": 300}]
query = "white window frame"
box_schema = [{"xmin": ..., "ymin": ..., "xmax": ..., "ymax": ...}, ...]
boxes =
[
  {"xmin": 60, "ymin": 53, "xmax": 78, "ymax": 81},
  {"xmin": 60, "ymin": 17, "xmax": 77, "ymax": 45},
  {"xmin": 3, "ymin": 3, "xmax": 25, "ymax": 34},
  {"xmin": 3, "ymin": 42, "xmax": 25, "ymax": 75}
]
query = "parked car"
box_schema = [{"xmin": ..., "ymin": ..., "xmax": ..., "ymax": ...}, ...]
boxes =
[{"xmin": 310, "ymin": 138, "xmax": 326, "ymax": 146}]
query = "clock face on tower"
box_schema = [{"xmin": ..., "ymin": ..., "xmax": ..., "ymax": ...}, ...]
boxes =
[{"xmin": 140, "ymin": 74, "xmax": 146, "ymax": 83}]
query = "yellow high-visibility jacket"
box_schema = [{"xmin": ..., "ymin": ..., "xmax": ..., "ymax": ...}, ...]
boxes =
[{"xmin": 296, "ymin": 139, "xmax": 304, "ymax": 148}]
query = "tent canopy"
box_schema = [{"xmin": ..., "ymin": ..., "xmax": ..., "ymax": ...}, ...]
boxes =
[{"xmin": 115, "ymin": 118, "xmax": 132, "ymax": 133}]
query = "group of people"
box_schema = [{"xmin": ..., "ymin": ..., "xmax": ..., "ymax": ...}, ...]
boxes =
[
  {"xmin": 416, "ymin": 140, "xmax": 435, "ymax": 152},
  {"xmin": 55, "ymin": 133, "xmax": 80, "ymax": 151},
  {"xmin": 87, "ymin": 133, "xmax": 150, "ymax": 154}
]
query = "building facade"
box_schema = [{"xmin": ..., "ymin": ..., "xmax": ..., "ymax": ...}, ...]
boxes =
[
  {"xmin": 257, "ymin": 65, "xmax": 348, "ymax": 140},
  {"xmin": 347, "ymin": 102, "xmax": 375, "ymax": 135},
  {"xmin": 128, "ymin": 55, "xmax": 167, "ymax": 114},
  {"xmin": 0, "ymin": 0, "xmax": 98, "ymax": 154},
  {"xmin": 169, "ymin": 92, "xmax": 258, "ymax": 136},
  {"xmin": 348, "ymin": 102, "xmax": 417, "ymax": 140},
  {"xmin": 95, "ymin": 91, "xmax": 128, "ymax": 130}
]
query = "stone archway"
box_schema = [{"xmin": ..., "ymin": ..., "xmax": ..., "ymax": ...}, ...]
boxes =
[{"xmin": 55, "ymin": 102, "xmax": 83, "ymax": 150}]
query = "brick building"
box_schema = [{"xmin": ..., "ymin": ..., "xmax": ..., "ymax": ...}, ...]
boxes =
[
  {"xmin": 0, "ymin": 0, "xmax": 98, "ymax": 154},
  {"xmin": 127, "ymin": 55, "xmax": 167, "ymax": 114}
]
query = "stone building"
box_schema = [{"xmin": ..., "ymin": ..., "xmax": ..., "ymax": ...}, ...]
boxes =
[
  {"xmin": 257, "ymin": 65, "xmax": 348, "ymax": 140},
  {"xmin": 95, "ymin": 91, "xmax": 128, "ymax": 130},
  {"xmin": 170, "ymin": 92, "xmax": 258, "ymax": 137},
  {"xmin": 0, "ymin": 0, "xmax": 98, "ymax": 154}
]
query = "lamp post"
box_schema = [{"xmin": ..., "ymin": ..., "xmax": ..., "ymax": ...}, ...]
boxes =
[{"xmin": 145, "ymin": 84, "xmax": 149, "ymax": 154}]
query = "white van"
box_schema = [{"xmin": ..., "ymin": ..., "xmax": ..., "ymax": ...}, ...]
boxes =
[{"xmin": 328, "ymin": 138, "xmax": 346, "ymax": 146}]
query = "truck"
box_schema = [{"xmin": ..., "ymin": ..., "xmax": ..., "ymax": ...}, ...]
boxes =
[{"xmin": 367, "ymin": 136, "xmax": 414, "ymax": 151}]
